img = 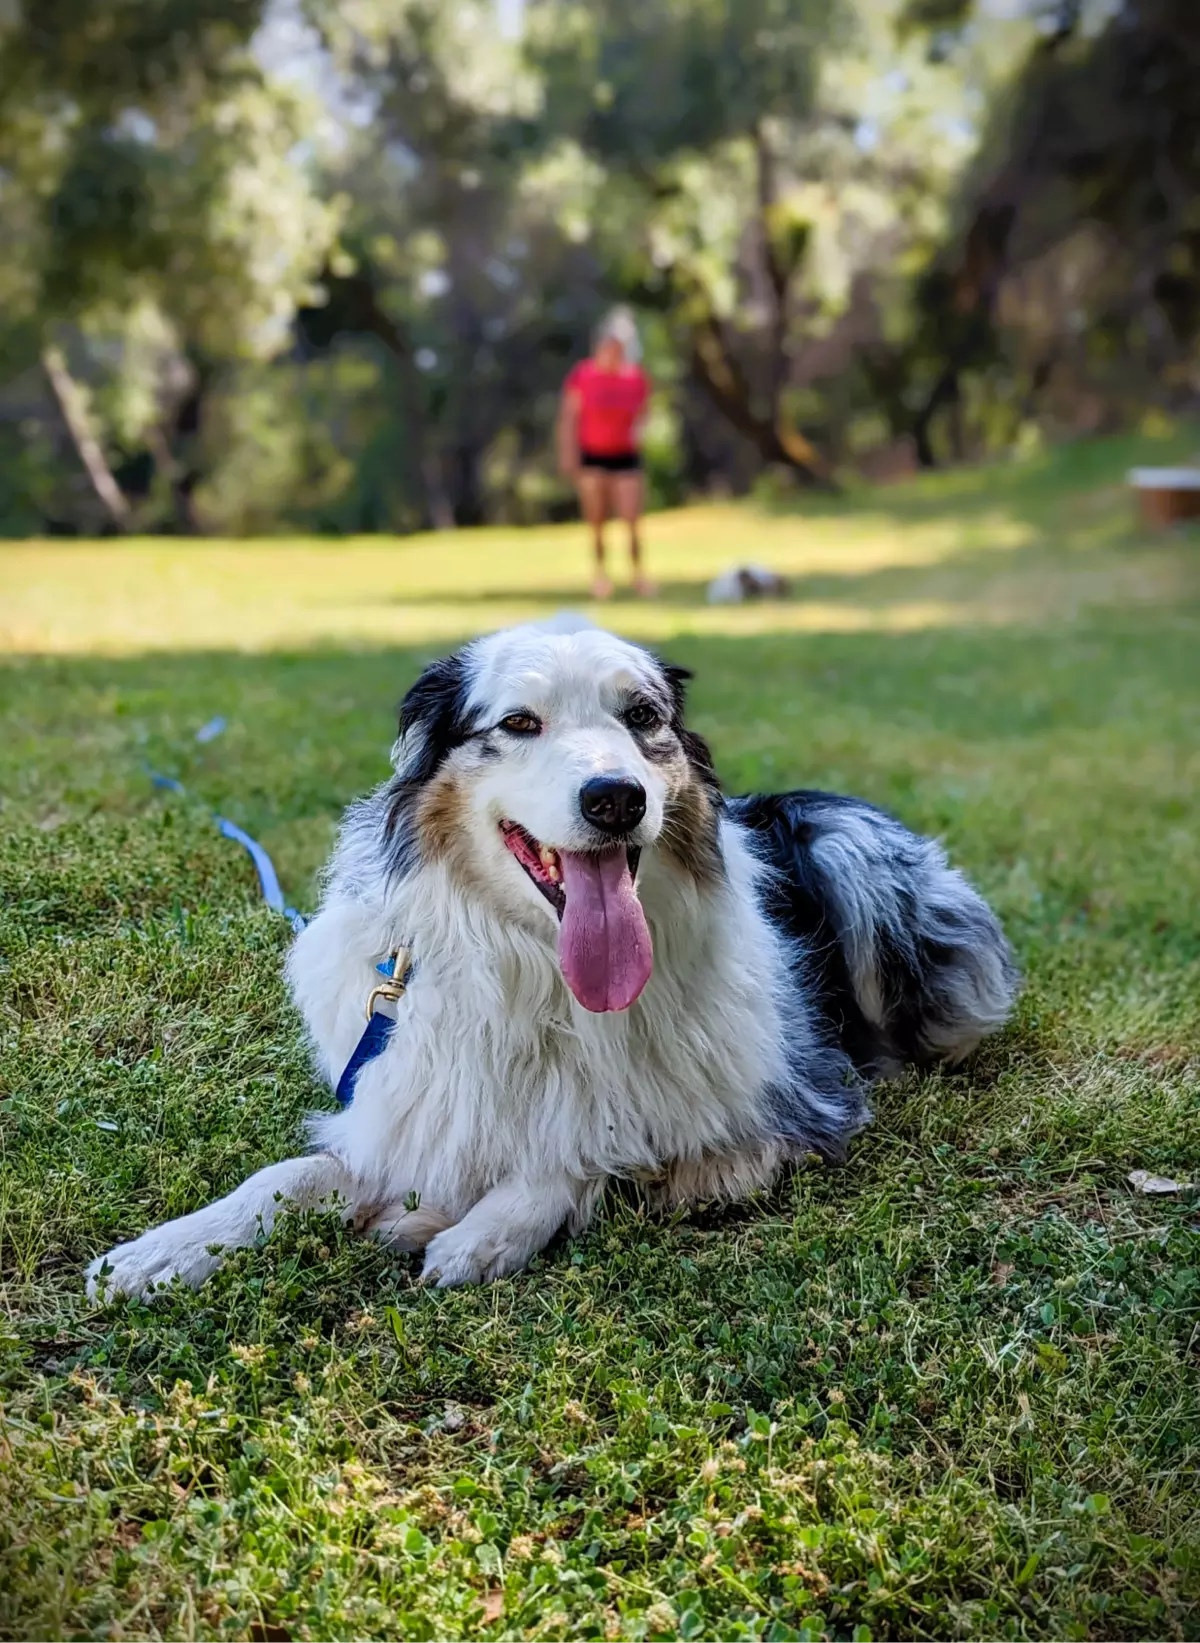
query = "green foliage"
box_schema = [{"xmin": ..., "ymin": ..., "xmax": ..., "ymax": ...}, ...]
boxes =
[
  {"xmin": 0, "ymin": 0, "xmax": 266, "ymax": 118},
  {"xmin": 40, "ymin": 132, "xmax": 172, "ymax": 312},
  {"xmin": 0, "ymin": 0, "xmax": 338, "ymax": 532},
  {"xmin": 2, "ymin": 441, "xmax": 1200, "ymax": 1634},
  {"xmin": 530, "ymin": 0, "xmax": 837, "ymax": 162},
  {"xmin": 0, "ymin": 0, "xmax": 1197, "ymax": 530}
]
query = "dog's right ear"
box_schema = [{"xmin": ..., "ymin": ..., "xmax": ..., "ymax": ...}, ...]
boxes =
[{"xmin": 395, "ymin": 651, "xmax": 472, "ymax": 781}]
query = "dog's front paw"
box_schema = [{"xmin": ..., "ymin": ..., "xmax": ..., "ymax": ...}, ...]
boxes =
[
  {"xmin": 86, "ymin": 1223, "xmax": 223, "ymax": 1303},
  {"xmin": 421, "ymin": 1222, "xmax": 532, "ymax": 1288}
]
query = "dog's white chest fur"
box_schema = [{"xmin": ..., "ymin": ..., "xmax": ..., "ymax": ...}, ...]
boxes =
[{"xmin": 288, "ymin": 821, "xmax": 793, "ymax": 1220}]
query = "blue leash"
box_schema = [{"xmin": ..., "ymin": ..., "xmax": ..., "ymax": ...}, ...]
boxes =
[
  {"xmin": 333, "ymin": 949, "xmax": 414, "ymax": 1106},
  {"xmin": 144, "ymin": 762, "xmax": 406, "ymax": 1104},
  {"xmin": 145, "ymin": 767, "xmax": 308, "ymax": 933}
]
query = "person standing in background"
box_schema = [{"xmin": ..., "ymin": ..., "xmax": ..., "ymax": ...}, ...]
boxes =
[{"xmin": 558, "ymin": 308, "xmax": 656, "ymax": 599}]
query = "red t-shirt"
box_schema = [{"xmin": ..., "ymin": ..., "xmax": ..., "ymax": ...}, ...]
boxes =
[{"xmin": 566, "ymin": 360, "xmax": 649, "ymax": 456}]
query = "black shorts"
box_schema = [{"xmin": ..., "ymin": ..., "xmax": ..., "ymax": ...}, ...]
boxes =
[{"xmin": 579, "ymin": 449, "xmax": 641, "ymax": 472}]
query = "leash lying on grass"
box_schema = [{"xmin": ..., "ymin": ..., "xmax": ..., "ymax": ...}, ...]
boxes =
[
  {"xmin": 144, "ymin": 765, "xmax": 309, "ymax": 931},
  {"xmin": 143, "ymin": 761, "xmax": 411, "ymax": 1106}
]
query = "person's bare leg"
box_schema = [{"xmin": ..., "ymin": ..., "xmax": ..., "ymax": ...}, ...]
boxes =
[
  {"xmin": 577, "ymin": 469, "xmax": 612, "ymax": 598},
  {"xmin": 614, "ymin": 470, "xmax": 653, "ymax": 595}
]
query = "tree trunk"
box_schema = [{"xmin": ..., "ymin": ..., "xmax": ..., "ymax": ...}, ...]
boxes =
[
  {"xmin": 145, "ymin": 424, "xmax": 203, "ymax": 534},
  {"xmin": 157, "ymin": 363, "xmax": 211, "ymax": 534},
  {"xmin": 41, "ymin": 344, "xmax": 130, "ymax": 531},
  {"xmin": 421, "ymin": 451, "xmax": 455, "ymax": 532},
  {"xmin": 680, "ymin": 136, "xmax": 834, "ymax": 491},
  {"xmin": 690, "ymin": 314, "xmax": 834, "ymax": 487},
  {"xmin": 753, "ymin": 122, "xmax": 791, "ymax": 423},
  {"xmin": 911, "ymin": 16, "xmax": 1085, "ymax": 443},
  {"xmin": 911, "ymin": 365, "xmax": 960, "ymax": 469},
  {"xmin": 299, "ymin": 269, "xmax": 439, "ymax": 530}
]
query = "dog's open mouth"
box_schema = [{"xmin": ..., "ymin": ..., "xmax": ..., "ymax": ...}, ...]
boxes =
[{"xmin": 499, "ymin": 821, "xmax": 651, "ymax": 1014}]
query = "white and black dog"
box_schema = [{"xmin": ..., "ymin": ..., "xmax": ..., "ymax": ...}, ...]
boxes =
[{"xmin": 88, "ymin": 617, "xmax": 1017, "ymax": 1298}]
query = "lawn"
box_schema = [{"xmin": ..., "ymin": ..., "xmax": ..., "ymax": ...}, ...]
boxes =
[{"xmin": 2, "ymin": 430, "xmax": 1199, "ymax": 1641}]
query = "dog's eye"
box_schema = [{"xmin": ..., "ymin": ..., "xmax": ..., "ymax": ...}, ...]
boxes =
[
  {"xmin": 623, "ymin": 701, "xmax": 662, "ymax": 731},
  {"xmin": 499, "ymin": 711, "xmax": 542, "ymax": 736}
]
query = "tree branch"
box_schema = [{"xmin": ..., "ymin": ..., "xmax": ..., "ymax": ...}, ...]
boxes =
[
  {"xmin": 691, "ymin": 312, "xmax": 832, "ymax": 486},
  {"xmin": 41, "ymin": 343, "xmax": 130, "ymax": 531}
]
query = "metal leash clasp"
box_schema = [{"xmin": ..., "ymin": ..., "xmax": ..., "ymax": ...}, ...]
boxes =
[{"xmin": 365, "ymin": 946, "xmax": 411, "ymax": 1020}]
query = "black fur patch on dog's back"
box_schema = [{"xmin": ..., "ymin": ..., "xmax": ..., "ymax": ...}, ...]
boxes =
[
  {"xmin": 730, "ymin": 788, "xmax": 1017, "ymax": 1077},
  {"xmin": 731, "ymin": 790, "xmax": 907, "ymax": 1074}
]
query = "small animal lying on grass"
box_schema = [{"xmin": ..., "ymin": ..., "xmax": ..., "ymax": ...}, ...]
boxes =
[
  {"xmin": 87, "ymin": 617, "xmax": 1017, "ymax": 1298},
  {"xmin": 706, "ymin": 563, "xmax": 790, "ymax": 603}
]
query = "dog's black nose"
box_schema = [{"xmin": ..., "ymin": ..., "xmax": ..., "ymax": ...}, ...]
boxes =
[{"xmin": 579, "ymin": 775, "xmax": 647, "ymax": 835}]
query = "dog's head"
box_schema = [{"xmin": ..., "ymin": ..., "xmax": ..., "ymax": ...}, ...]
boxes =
[{"xmin": 386, "ymin": 618, "xmax": 721, "ymax": 1013}]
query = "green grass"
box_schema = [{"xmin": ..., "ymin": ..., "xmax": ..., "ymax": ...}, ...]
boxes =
[{"xmin": 2, "ymin": 430, "xmax": 1200, "ymax": 1640}]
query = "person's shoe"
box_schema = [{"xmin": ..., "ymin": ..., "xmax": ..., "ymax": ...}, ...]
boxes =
[
  {"xmin": 632, "ymin": 576, "xmax": 658, "ymax": 598},
  {"xmin": 591, "ymin": 574, "xmax": 614, "ymax": 600}
]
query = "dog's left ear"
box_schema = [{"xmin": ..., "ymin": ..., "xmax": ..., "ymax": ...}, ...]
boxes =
[
  {"xmin": 656, "ymin": 657, "xmax": 720, "ymax": 792},
  {"xmin": 395, "ymin": 651, "xmax": 471, "ymax": 779},
  {"xmin": 657, "ymin": 660, "xmax": 693, "ymax": 720}
]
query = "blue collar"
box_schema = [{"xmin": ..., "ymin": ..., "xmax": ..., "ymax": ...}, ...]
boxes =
[{"xmin": 334, "ymin": 949, "xmax": 414, "ymax": 1106}]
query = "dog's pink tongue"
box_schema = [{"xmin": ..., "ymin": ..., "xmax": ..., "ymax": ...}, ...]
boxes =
[{"xmin": 557, "ymin": 850, "xmax": 653, "ymax": 1013}]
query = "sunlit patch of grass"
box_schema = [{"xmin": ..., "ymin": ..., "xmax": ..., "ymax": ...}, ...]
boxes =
[
  {"xmin": 1, "ymin": 434, "xmax": 1199, "ymax": 1638},
  {"xmin": 3, "ymin": 429, "xmax": 1199, "ymax": 655}
]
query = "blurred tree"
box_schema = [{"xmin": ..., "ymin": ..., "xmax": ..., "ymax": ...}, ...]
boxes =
[
  {"xmin": 527, "ymin": 0, "xmax": 850, "ymax": 483},
  {"xmin": 0, "ymin": 0, "xmax": 337, "ymax": 530},
  {"xmin": 299, "ymin": 0, "xmax": 605, "ymax": 528},
  {"xmin": 0, "ymin": 0, "xmax": 1192, "ymax": 532},
  {"xmin": 898, "ymin": 0, "xmax": 1200, "ymax": 453}
]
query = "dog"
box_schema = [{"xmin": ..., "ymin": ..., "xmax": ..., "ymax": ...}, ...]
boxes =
[
  {"xmin": 707, "ymin": 564, "xmax": 790, "ymax": 603},
  {"xmin": 87, "ymin": 617, "xmax": 1017, "ymax": 1298}
]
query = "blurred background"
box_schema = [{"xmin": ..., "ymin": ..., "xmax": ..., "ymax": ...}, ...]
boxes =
[{"xmin": 0, "ymin": 0, "xmax": 1197, "ymax": 538}]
